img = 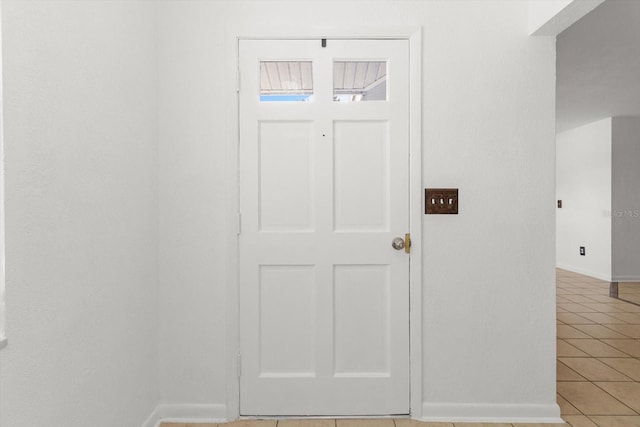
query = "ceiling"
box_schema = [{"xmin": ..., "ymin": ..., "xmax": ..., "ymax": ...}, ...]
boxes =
[
  {"xmin": 556, "ymin": 0, "xmax": 640, "ymax": 133},
  {"xmin": 260, "ymin": 61, "xmax": 386, "ymax": 94},
  {"xmin": 260, "ymin": 61, "xmax": 314, "ymax": 94}
]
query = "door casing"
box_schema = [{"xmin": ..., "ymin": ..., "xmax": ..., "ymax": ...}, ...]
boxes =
[{"xmin": 225, "ymin": 27, "xmax": 423, "ymax": 420}]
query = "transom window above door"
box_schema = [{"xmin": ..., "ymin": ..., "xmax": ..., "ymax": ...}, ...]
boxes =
[
  {"xmin": 260, "ymin": 61, "xmax": 314, "ymax": 102},
  {"xmin": 333, "ymin": 61, "xmax": 387, "ymax": 102},
  {"xmin": 259, "ymin": 60, "xmax": 387, "ymax": 102}
]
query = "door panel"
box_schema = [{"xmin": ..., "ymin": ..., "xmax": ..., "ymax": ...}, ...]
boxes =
[
  {"xmin": 334, "ymin": 120, "xmax": 389, "ymax": 231},
  {"xmin": 239, "ymin": 39, "xmax": 410, "ymax": 416},
  {"xmin": 259, "ymin": 265, "xmax": 316, "ymax": 376},
  {"xmin": 334, "ymin": 265, "xmax": 390, "ymax": 376},
  {"xmin": 258, "ymin": 121, "xmax": 314, "ymax": 231}
]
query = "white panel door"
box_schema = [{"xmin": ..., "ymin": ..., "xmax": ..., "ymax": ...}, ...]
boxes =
[{"xmin": 239, "ymin": 39, "xmax": 410, "ymax": 416}]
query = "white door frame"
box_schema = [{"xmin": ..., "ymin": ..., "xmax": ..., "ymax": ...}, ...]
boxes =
[{"xmin": 225, "ymin": 27, "xmax": 422, "ymax": 420}]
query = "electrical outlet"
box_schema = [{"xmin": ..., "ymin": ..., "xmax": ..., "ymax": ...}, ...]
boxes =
[{"xmin": 580, "ymin": 246, "xmax": 586, "ymax": 256}]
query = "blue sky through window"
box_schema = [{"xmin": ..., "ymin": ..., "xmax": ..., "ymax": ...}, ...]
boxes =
[{"xmin": 260, "ymin": 94, "xmax": 312, "ymax": 102}]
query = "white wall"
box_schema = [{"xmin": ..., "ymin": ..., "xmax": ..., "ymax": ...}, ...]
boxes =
[
  {"xmin": 156, "ymin": 5, "xmax": 228, "ymax": 409},
  {"xmin": 612, "ymin": 117, "xmax": 640, "ymax": 281},
  {"xmin": 528, "ymin": 0, "xmax": 605, "ymax": 36},
  {"xmin": 157, "ymin": 0, "xmax": 558, "ymax": 421},
  {"xmin": 529, "ymin": 0, "xmax": 573, "ymax": 34},
  {"xmin": 0, "ymin": 2, "xmax": 159, "ymax": 427},
  {"xmin": 556, "ymin": 118, "xmax": 612, "ymax": 281},
  {"xmin": 0, "ymin": 1, "xmax": 6, "ymax": 349}
]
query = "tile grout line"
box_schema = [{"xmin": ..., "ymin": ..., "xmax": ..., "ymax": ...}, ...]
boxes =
[
  {"xmin": 598, "ymin": 323, "xmax": 639, "ymax": 339},
  {"xmin": 614, "ymin": 296, "xmax": 640, "ymax": 308},
  {"xmin": 559, "ymin": 338, "xmax": 622, "ymax": 358},
  {"xmin": 588, "ymin": 381, "xmax": 640, "ymax": 416},
  {"xmin": 556, "ymin": 359, "xmax": 587, "ymax": 381},
  {"xmin": 556, "ymin": 390, "xmax": 586, "ymax": 417},
  {"xmin": 558, "ymin": 351, "xmax": 637, "ymax": 377},
  {"xmin": 590, "ymin": 356, "xmax": 637, "ymax": 382}
]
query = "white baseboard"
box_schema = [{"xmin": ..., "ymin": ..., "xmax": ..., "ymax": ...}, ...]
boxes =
[
  {"xmin": 141, "ymin": 409, "xmax": 162, "ymax": 427},
  {"xmin": 421, "ymin": 402, "xmax": 562, "ymax": 423},
  {"xmin": 141, "ymin": 404, "xmax": 228, "ymax": 427},
  {"xmin": 142, "ymin": 402, "xmax": 561, "ymax": 425},
  {"xmin": 556, "ymin": 264, "xmax": 611, "ymax": 282}
]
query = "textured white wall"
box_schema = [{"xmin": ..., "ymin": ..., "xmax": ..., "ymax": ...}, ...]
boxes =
[
  {"xmin": 528, "ymin": 0, "xmax": 605, "ymax": 36},
  {"xmin": 0, "ymin": 1, "xmax": 558, "ymax": 423},
  {"xmin": 157, "ymin": 0, "xmax": 557, "ymax": 420},
  {"xmin": 156, "ymin": 5, "xmax": 228, "ymax": 408},
  {"xmin": 0, "ymin": 2, "xmax": 159, "ymax": 427},
  {"xmin": 612, "ymin": 117, "xmax": 640, "ymax": 281},
  {"xmin": 556, "ymin": 118, "xmax": 612, "ymax": 281},
  {"xmin": 529, "ymin": 0, "xmax": 574, "ymax": 34},
  {"xmin": 0, "ymin": 2, "xmax": 6, "ymax": 348}
]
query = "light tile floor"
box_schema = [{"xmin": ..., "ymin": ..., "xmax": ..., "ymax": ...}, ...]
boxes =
[
  {"xmin": 618, "ymin": 282, "xmax": 640, "ymax": 306},
  {"xmin": 162, "ymin": 269, "xmax": 640, "ymax": 427},
  {"xmin": 556, "ymin": 269, "xmax": 640, "ymax": 427}
]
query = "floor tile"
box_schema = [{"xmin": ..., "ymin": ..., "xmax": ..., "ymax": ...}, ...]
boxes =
[
  {"xmin": 187, "ymin": 424, "xmax": 217, "ymax": 427},
  {"xmin": 608, "ymin": 313, "xmax": 640, "ymax": 324},
  {"xmin": 559, "ymin": 358, "xmax": 633, "ymax": 381},
  {"xmin": 279, "ymin": 421, "xmax": 335, "ymax": 427},
  {"xmin": 579, "ymin": 303, "xmax": 626, "ymax": 313},
  {"xmin": 558, "ymin": 325, "xmax": 593, "ymax": 339},
  {"xmin": 161, "ymin": 424, "xmax": 187, "ymax": 427},
  {"xmin": 577, "ymin": 312, "xmax": 628, "ymax": 324},
  {"xmin": 561, "ymin": 415, "xmax": 597, "ymax": 427},
  {"xmin": 615, "ymin": 304, "xmax": 640, "ymax": 314},
  {"xmin": 571, "ymin": 325, "xmax": 629, "ymax": 339},
  {"xmin": 557, "ymin": 382, "xmax": 636, "ymax": 415},
  {"xmin": 557, "ymin": 313, "xmax": 595, "ymax": 325},
  {"xmin": 564, "ymin": 339, "xmax": 630, "ymax": 358},
  {"xmin": 395, "ymin": 420, "xmax": 453, "ymax": 427},
  {"xmin": 558, "ymin": 393, "xmax": 581, "ymax": 415},
  {"xmin": 558, "ymin": 303, "xmax": 598, "ymax": 313},
  {"xmin": 225, "ymin": 421, "xmax": 277, "ymax": 427},
  {"xmin": 337, "ymin": 420, "xmax": 394, "ymax": 427},
  {"xmin": 512, "ymin": 424, "xmax": 568, "ymax": 427},
  {"xmin": 585, "ymin": 295, "xmax": 619, "ymax": 303},
  {"xmin": 595, "ymin": 382, "xmax": 640, "ymax": 413},
  {"xmin": 588, "ymin": 416, "xmax": 640, "ymax": 427},
  {"xmin": 620, "ymin": 295, "xmax": 640, "ymax": 305},
  {"xmin": 601, "ymin": 324, "xmax": 640, "ymax": 339},
  {"xmin": 598, "ymin": 358, "xmax": 640, "ymax": 381},
  {"xmin": 558, "ymin": 340, "xmax": 590, "ymax": 357},
  {"xmin": 558, "ymin": 360, "xmax": 587, "ymax": 381},
  {"xmin": 602, "ymin": 339, "xmax": 640, "ymax": 357},
  {"xmin": 564, "ymin": 295, "xmax": 603, "ymax": 304},
  {"xmin": 451, "ymin": 424, "xmax": 512, "ymax": 427}
]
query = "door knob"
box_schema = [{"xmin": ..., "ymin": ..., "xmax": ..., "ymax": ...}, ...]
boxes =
[{"xmin": 392, "ymin": 237, "xmax": 405, "ymax": 250}]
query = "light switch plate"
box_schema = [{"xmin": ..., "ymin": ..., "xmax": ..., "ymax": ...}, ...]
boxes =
[{"xmin": 425, "ymin": 188, "xmax": 458, "ymax": 214}]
